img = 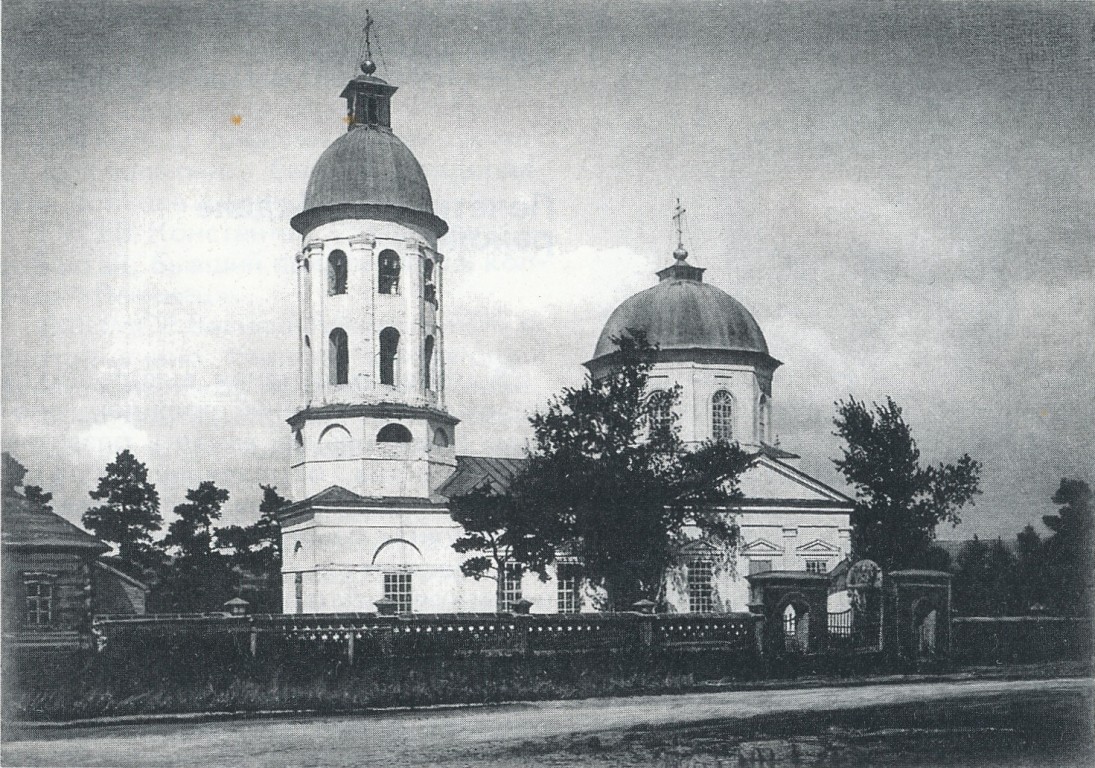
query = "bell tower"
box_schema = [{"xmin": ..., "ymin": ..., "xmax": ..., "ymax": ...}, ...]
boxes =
[{"xmin": 286, "ymin": 41, "xmax": 457, "ymax": 502}]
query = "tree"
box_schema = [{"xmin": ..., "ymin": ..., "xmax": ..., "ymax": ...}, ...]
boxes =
[
  {"xmin": 450, "ymin": 481, "xmax": 558, "ymax": 611},
  {"xmin": 23, "ymin": 485, "xmax": 54, "ymax": 513},
  {"xmin": 1, "ymin": 451, "xmax": 54, "ymax": 512},
  {"xmin": 83, "ymin": 450, "xmax": 163, "ymax": 567},
  {"xmin": 451, "ymin": 332, "xmax": 752, "ymax": 611},
  {"xmin": 215, "ymin": 484, "xmax": 287, "ymax": 612},
  {"xmin": 154, "ymin": 481, "xmax": 233, "ymax": 612},
  {"xmin": 1041, "ymin": 478, "xmax": 1093, "ymax": 616},
  {"xmin": 1014, "ymin": 524, "xmax": 1047, "ymax": 612},
  {"xmin": 953, "ymin": 537, "xmax": 1019, "ymax": 616},
  {"xmin": 163, "ymin": 481, "xmax": 230, "ymax": 558},
  {"xmin": 833, "ymin": 396, "xmax": 981, "ymax": 571}
]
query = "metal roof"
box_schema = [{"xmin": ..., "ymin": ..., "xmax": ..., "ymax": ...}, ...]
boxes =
[
  {"xmin": 591, "ymin": 278, "xmax": 770, "ymax": 362},
  {"xmin": 436, "ymin": 455, "xmax": 528, "ymax": 499}
]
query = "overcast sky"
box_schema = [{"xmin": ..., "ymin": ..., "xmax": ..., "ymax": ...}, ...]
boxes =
[{"xmin": 3, "ymin": 1, "xmax": 1093, "ymax": 543}]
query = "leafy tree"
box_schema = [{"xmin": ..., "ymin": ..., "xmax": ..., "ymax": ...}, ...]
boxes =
[
  {"xmin": 922, "ymin": 544, "xmax": 952, "ymax": 573},
  {"xmin": 451, "ymin": 332, "xmax": 752, "ymax": 611},
  {"xmin": 956, "ymin": 537, "xmax": 1021, "ymax": 616},
  {"xmin": 450, "ymin": 481, "xmax": 558, "ymax": 611},
  {"xmin": 833, "ymin": 396, "xmax": 981, "ymax": 571},
  {"xmin": 215, "ymin": 484, "xmax": 287, "ymax": 612},
  {"xmin": 1041, "ymin": 478, "xmax": 1093, "ymax": 616},
  {"xmin": 83, "ymin": 450, "xmax": 163, "ymax": 568}
]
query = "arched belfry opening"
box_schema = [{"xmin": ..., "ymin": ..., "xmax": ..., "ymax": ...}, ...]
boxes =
[
  {"xmin": 378, "ymin": 251, "xmax": 400, "ymax": 294},
  {"xmin": 328, "ymin": 250, "xmax": 347, "ymax": 295},
  {"xmin": 328, "ymin": 328, "xmax": 349, "ymax": 385},
  {"xmin": 379, "ymin": 327, "xmax": 400, "ymax": 386}
]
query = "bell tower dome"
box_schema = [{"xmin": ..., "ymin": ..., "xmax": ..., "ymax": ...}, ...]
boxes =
[{"xmin": 287, "ymin": 47, "xmax": 457, "ymax": 502}]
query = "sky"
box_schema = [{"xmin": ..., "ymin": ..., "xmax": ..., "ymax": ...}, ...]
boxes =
[{"xmin": 3, "ymin": 1, "xmax": 1093, "ymax": 543}]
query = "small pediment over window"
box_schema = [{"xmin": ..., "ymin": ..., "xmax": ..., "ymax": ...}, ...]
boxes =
[
  {"xmin": 795, "ymin": 538, "xmax": 842, "ymax": 554},
  {"xmin": 741, "ymin": 538, "xmax": 784, "ymax": 554},
  {"xmin": 680, "ymin": 538, "xmax": 721, "ymax": 555}
]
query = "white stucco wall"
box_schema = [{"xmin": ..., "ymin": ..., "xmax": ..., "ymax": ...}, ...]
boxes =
[
  {"xmin": 281, "ymin": 502, "xmax": 850, "ymax": 616},
  {"xmin": 646, "ymin": 360, "xmax": 774, "ymax": 449}
]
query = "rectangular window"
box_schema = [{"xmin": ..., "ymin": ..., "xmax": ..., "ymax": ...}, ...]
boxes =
[
  {"xmin": 687, "ymin": 560, "xmax": 714, "ymax": 613},
  {"xmin": 748, "ymin": 559, "xmax": 772, "ymax": 576},
  {"xmin": 499, "ymin": 564, "xmax": 522, "ymax": 613},
  {"xmin": 24, "ymin": 578, "xmax": 53, "ymax": 626},
  {"xmin": 294, "ymin": 573, "xmax": 303, "ymax": 614},
  {"xmin": 384, "ymin": 572, "xmax": 413, "ymax": 614},
  {"xmin": 805, "ymin": 559, "xmax": 827, "ymax": 574},
  {"xmin": 556, "ymin": 563, "xmax": 581, "ymax": 614}
]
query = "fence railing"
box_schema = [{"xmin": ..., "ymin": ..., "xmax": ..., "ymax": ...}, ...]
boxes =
[{"xmin": 92, "ymin": 612, "xmax": 761, "ymax": 658}]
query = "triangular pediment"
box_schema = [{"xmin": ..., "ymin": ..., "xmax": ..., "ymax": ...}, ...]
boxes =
[
  {"xmin": 681, "ymin": 538, "xmax": 721, "ymax": 555},
  {"xmin": 732, "ymin": 455, "xmax": 854, "ymax": 505},
  {"xmin": 796, "ymin": 538, "xmax": 842, "ymax": 554},
  {"xmin": 742, "ymin": 537, "xmax": 784, "ymax": 554}
]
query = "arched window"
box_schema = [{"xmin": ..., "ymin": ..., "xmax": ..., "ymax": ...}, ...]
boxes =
[
  {"xmin": 377, "ymin": 423, "xmax": 413, "ymax": 443},
  {"xmin": 758, "ymin": 394, "xmax": 770, "ymax": 442},
  {"xmin": 327, "ymin": 250, "xmax": 347, "ymax": 295},
  {"xmin": 432, "ymin": 427, "xmax": 449, "ymax": 447},
  {"xmin": 712, "ymin": 390, "xmax": 734, "ymax": 442},
  {"xmin": 328, "ymin": 328, "xmax": 348, "ymax": 385},
  {"xmin": 379, "ymin": 327, "xmax": 400, "ymax": 386},
  {"xmin": 646, "ymin": 390, "xmax": 674, "ymax": 437},
  {"xmin": 423, "ymin": 258, "xmax": 436, "ymax": 304},
  {"xmin": 423, "ymin": 335, "xmax": 435, "ymax": 391},
  {"xmin": 378, "ymin": 250, "xmax": 400, "ymax": 294}
]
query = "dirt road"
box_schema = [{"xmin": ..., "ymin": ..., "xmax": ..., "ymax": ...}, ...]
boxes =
[{"xmin": 5, "ymin": 677, "xmax": 1091, "ymax": 767}]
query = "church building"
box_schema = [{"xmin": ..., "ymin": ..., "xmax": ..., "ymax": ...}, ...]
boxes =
[{"xmin": 278, "ymin": 56, "xmax": 853, "ymax": 615}]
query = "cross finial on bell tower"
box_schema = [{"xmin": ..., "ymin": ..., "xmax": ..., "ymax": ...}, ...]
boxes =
[{"xmin": 359, "ymin": 10, "xmax": 377, "ymax": 75}]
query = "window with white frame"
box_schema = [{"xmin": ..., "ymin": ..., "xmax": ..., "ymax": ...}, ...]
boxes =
[
  {"xmin": 499, "ymin": 564, "xmax": 522, "ymax": 613},
  {"xmin": 712, "ymin": 390, "xmax": 734, "ymax": 441},
  {"xmin": 687, "ymin": 560, "xmax": 715, "ymax": 613},
  {"xmin": 557, "ymin": 563, "xmax": 581, "ymax": 614},
  {"xmin": 646, "ymin": 390, "xmax": 674, "ymax": 438},
  {"xmin": 24, "ymin": 576, "xmax": 54, "ymax": 627},
  {"xmin": 805, "ymin": 559, "xmax": 827, "ymax": 574},
  {"xmin": 384, "ymin": 572, "xmax": 413, "ymax": 614}
]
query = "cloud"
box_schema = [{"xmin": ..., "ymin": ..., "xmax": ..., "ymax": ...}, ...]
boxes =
[{"xmin": 76, "ymin": 419, "xmax": 149, "ymax": 458}]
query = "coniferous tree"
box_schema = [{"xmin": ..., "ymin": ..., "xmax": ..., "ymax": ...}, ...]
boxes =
[
  {"xmin": 83, "ymin": 450, "xmax": 163, "ymax": 569},
  {"xmin": 154, "ymin": 481, "xmax": 234, "ymax": 612},
  {"xmin": 833, "ymin": 397, "xmax": 981, "ymax": 571},
  {"xmin": 215, "ymin": 484, "xmax": 287, "ymax": 611}
]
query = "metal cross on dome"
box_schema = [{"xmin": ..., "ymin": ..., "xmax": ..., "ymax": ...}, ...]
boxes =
[{"xmin": 672, "ymin": 198, "xmax": 689, "ymax": 261}]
